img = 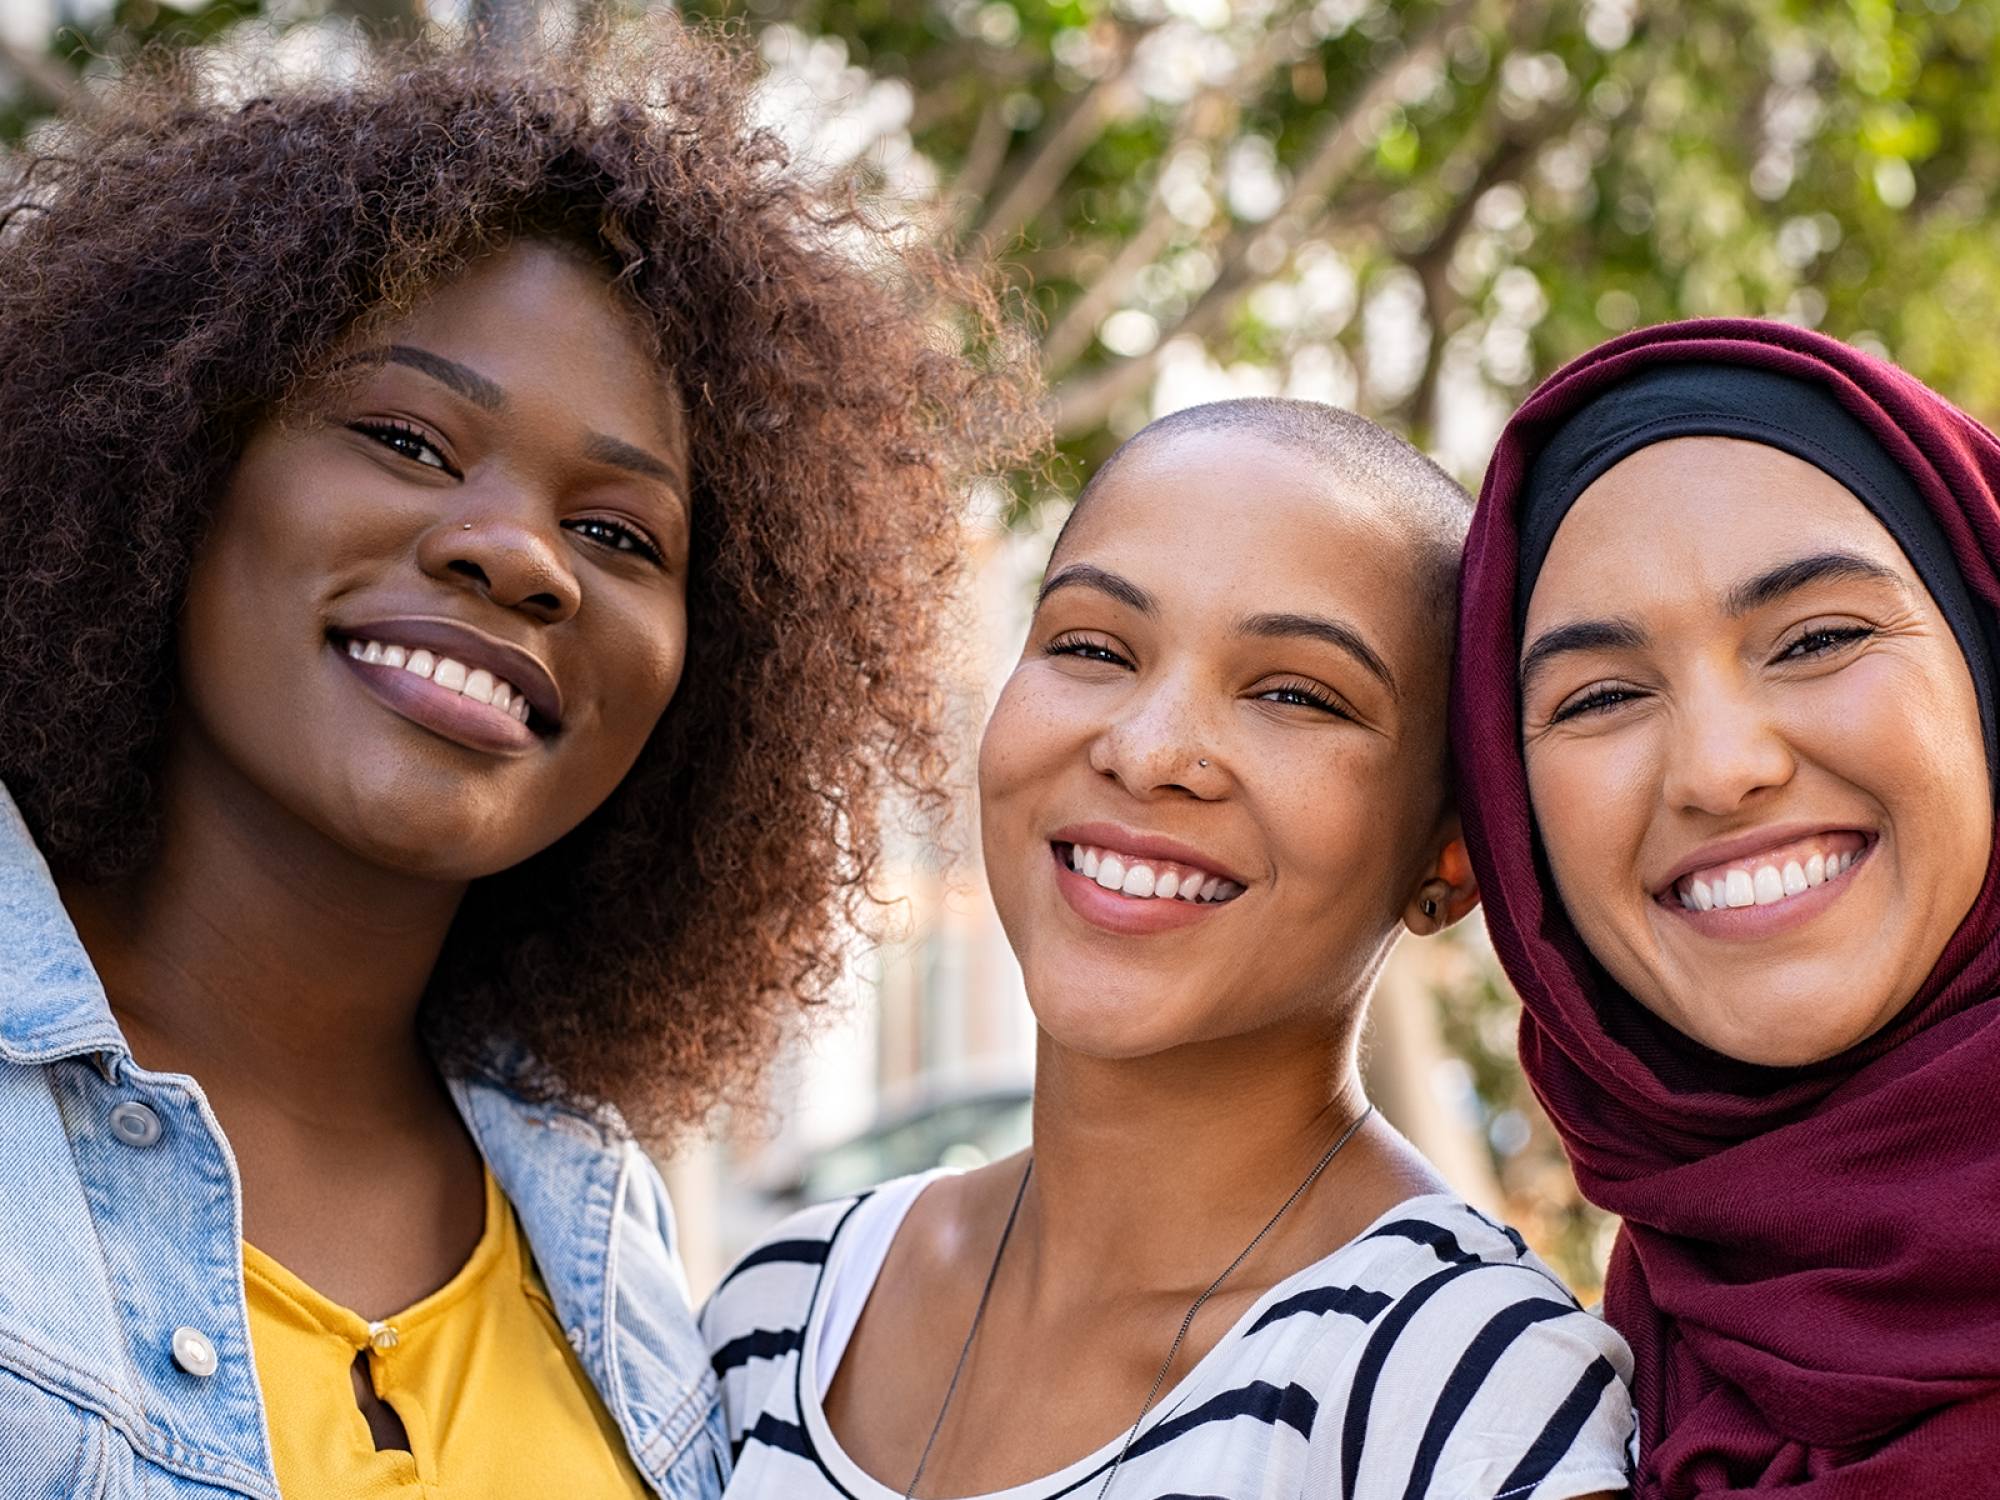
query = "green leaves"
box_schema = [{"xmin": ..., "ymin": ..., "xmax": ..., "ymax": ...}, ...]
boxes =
[{"xmin": 13, "ymin": 0, "xmax": 2000, "ymax": 496}]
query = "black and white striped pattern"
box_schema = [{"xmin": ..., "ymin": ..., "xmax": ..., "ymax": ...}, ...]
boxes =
[{"xmin": 702, "ymin": 1182, "xmax": 1635, "ymax": 1500}]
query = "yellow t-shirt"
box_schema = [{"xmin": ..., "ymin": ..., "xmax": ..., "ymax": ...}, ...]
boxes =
[{"xmin": 242, "ymin": 1166, "xmax": 653, "ymax": 1499}]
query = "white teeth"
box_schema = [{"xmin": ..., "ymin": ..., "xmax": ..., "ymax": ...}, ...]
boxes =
[
  {"xmin": 1683, "ymin": 846, "xmax": 1862, "ymax": 914},
  {"xmin": 346, "ymin": 639, "xmax": 529, "ymax": 722},
  {"xmin": 1067, "ymin": 845, "xmax": 1236, "ymax": 904}
]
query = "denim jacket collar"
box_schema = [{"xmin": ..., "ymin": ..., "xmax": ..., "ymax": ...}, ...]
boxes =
[
  {"xmin": 0, "ymin": 786, "xmax": 723, "ymax": 1498},
  {"xmin": 0, "ymin": 790, "xmax": 126, "ymax": 1067}
]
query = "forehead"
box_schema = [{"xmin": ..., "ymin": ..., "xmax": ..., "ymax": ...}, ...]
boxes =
[
  {"xmin": 382, "ymin": 243, "xmax": 684, "ymax": 456},
  {"xmin": 1058, "ymin": 427, "xmax": 1435, "ymax": 651},
  {"xmin": 1529, "ymin": 436, "xmax": 1914, "ymax": 626}
]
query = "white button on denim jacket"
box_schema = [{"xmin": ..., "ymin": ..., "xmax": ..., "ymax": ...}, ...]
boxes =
[{"xmin": 0, "ymin": 787, "xmax": 727, "ymax": 1498}]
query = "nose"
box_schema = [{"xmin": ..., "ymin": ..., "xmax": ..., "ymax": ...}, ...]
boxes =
[
  {"xmin": 1659, "ymin": 667, "xmax": 1796, "ymax": 817},
  {"xmin": 1088, "ymin": 667, "xmax": 1223, "ymax": 799},
  {"xmin": 416, "ymin": 478, "xmax": 581, "ymax": 624}
]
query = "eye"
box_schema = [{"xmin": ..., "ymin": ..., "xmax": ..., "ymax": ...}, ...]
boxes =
[
  {"xmin": 562, "ymin": 516, "xmax": 664, "ymax": 565},
  {"xmin": 1045, "ymin": 631, "xmax": 1132, "ymax": 668},
  {"xmin": 350, "ymin": 419, "xmax": 456, "ymax": 476},
  {"xmin": 1779, "ymin": 624, "xmax": 1874, "ymax": 661},
  {"xmin": 1255, "ymin": 678, "xmax": 1353, "ymax": 720},
  {"xmin": 1550, "ymin": 681, "xmax": 1644, "ymax": 724}
]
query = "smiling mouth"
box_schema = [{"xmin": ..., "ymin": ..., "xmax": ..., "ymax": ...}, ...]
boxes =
[
  {"xmin": 342, "ymin": 634, "xmax": 540, "ymax": 729},
  {"xmin": 1059, "ymin": 841, "xmax": 1243, "ymax": 904},
  {"xmin": 1671, "ymin": 832, "xmax": 1867, "ymax": 913}
]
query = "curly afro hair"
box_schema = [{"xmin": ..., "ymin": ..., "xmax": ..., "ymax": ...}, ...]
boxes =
[{"xmin": 0, "ymin": 24, "xmax": 1042, "ymax": 1134}]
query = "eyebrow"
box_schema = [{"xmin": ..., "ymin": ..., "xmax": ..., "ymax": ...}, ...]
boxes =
[
  {"xmin": 583, "ymin": 431, "xmax": 680, "ymax": 485},
  {"xmin": 1240, "ymin": 611, "xmax": 1397, "ymax": 696},
  {"xmin": 389, "ymin": 345, "xmax": 679, "ymax": 487},
  {"xmin": 1037, "ymin": 564, "xmax": 1156, "ymax": 614},
  {"xmin": 1519, "ymin": 618, "xmax": 1649, "ymax": 693},
  {"xmin": 1725, "ymin": 550, "xmax": 1905, "ymax": 615},
  {"xmin": 387, "ymin": 345, "xmax": 506, "ymax": 411}
]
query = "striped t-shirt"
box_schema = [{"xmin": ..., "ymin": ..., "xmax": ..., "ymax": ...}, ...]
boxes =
[{"xmin": 701, "ymin": 1173, "xmax": 1636, "ymax": 1500}]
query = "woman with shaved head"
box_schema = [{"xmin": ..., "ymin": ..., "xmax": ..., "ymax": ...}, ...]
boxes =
[{"xmin": 705, "ymin": 398, "xmax": 1637, "ymax": 1500}]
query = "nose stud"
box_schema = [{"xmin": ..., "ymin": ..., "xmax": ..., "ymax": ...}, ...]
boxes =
[
  {"xmin": 463, "ymin": 523, "xmax": 473, "ymax": 530},
  {"xmin": 1199, "ymin": 759, "xmax": 1208, "ymax": 767}
]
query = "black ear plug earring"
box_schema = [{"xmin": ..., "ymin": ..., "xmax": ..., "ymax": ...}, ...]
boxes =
[{"xmin": 1422, "ymin": 898, "xmax": 1438, "ymax": 918}]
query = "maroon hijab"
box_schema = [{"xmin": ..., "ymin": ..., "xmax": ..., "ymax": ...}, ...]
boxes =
[{"xmin": 1452, "ymin": 319, "xmax": 2000, "ymax": 1496}]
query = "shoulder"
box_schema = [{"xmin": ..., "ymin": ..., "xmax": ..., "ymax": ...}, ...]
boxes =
[
  {"xmin": 1278, "ymin": 1197, "xmax": 1636, "ymax": 1500},
  {"xmin": 700, "ymin": 1193, "xmax": 865, "ymax": 1352}
]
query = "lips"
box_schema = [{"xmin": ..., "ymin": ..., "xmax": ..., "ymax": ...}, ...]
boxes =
[
  {"xmin": 1046, "ymin": 824, "xmax": 1246, "ymax": 936},
  {"xmin": 331, "ymin": 616, "xmax": 562, "ymax": 755},
  {"xmin": 1664, "ymin": 830, "xmax": 1869, "ymax": 914}
]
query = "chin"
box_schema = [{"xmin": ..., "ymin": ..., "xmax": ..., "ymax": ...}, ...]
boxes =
[
  {"xmin": 1658, "ymin": 985, "xmax": 1903, "ymax": 1067},
  {"xmin": 317, "ymin": 799, "xmax": 551, "ymax": 883},
  {"xmin": 1029, "ymin": 986, "xmax": 1209, "ymax": 1061}
]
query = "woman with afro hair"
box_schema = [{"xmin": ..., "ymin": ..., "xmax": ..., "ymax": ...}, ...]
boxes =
[{"xmin": 0, "ymin": 23, "xmax": 1037, "ymax": 1500}]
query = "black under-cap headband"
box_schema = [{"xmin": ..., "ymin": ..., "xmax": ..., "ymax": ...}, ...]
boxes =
[{"xmin": 1514, "ymin": 360, "xmax": 1999, "ymax": 772}]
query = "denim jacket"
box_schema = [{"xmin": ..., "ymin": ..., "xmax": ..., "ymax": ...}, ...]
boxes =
[{"xmin": 0, "ymin": 788, "xmax": 727, "ymax": 1498}]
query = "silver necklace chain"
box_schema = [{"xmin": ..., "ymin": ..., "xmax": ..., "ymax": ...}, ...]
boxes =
[{"xmin": 902, "ymin": 1103, "xmax": 1376, "ymax": 1500}]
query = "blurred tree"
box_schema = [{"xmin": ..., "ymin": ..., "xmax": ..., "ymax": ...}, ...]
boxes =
[
  {"xmin": 667, "ymin": 0, "xmax": 2000, "ymax": 491},
  {"xmin": 1423, "ymin": 923, "xmax": 1615, "ymax": 1299},
  {"xmin": 8, "ymin": 0, "xmax": 2000, "ymax": 490}
]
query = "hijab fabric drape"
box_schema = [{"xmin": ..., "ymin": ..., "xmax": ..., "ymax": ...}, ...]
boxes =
[{"xmin": 1452, "ymin": 318, "xmax": 2000, "ymax": 1497}]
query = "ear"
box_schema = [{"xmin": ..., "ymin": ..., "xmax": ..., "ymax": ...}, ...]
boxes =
[{"xmin": 1403, "ymin": 821, "xmax": 1480, "ymax": 937}]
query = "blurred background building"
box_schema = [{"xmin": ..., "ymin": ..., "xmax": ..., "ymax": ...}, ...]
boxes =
[{"xmin": 7, "ymin": 0, "xmax": 1997, "ymax": 1300}]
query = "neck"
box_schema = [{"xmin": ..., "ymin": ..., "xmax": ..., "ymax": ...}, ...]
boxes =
[
  {"xmin": 1019, "ymin": 1009, "xmax": 1380, "ymax": 1293},
  {"xmin": 59, "ymin": 733, "xmax": 467, "ymax": 1126}
]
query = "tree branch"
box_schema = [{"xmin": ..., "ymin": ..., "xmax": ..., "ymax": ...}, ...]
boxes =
[
  {"xmin": 1038, "ymin": 1, "xmax": 1324, "ymax": 376},
  {"xmin": 1041, "ymin": 206, "xmax": 1182, "ymax": 373},
  {"xmin": 1407, "ymin": 129, "xmax": 1543, "ymax": 437},
  {"xmin": 968, "ymin": 29, "xmax": 1147, "ymax": 252},
  {"xmin": 1050, "ymin": 3, "xmax": 1471, "ymax": 438},
  {"xmin": 945, "ymin": 100, "xmax": 1014, "ymax": 240}
]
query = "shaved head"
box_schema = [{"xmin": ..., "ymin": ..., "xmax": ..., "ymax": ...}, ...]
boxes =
[{"xmin": 1055, "ymin": 398, "xmax": 1474, "ymax": 626}]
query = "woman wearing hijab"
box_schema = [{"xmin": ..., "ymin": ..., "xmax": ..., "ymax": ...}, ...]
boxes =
[{"xmin": 1451, "ymin": 317, "xmax": 2000, "ymax": 1498}]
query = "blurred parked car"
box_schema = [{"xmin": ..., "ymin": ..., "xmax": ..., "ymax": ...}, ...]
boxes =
[{"xmin": 790, "ymin": 1087, "xmax": 1032, "ymax": 1204}]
